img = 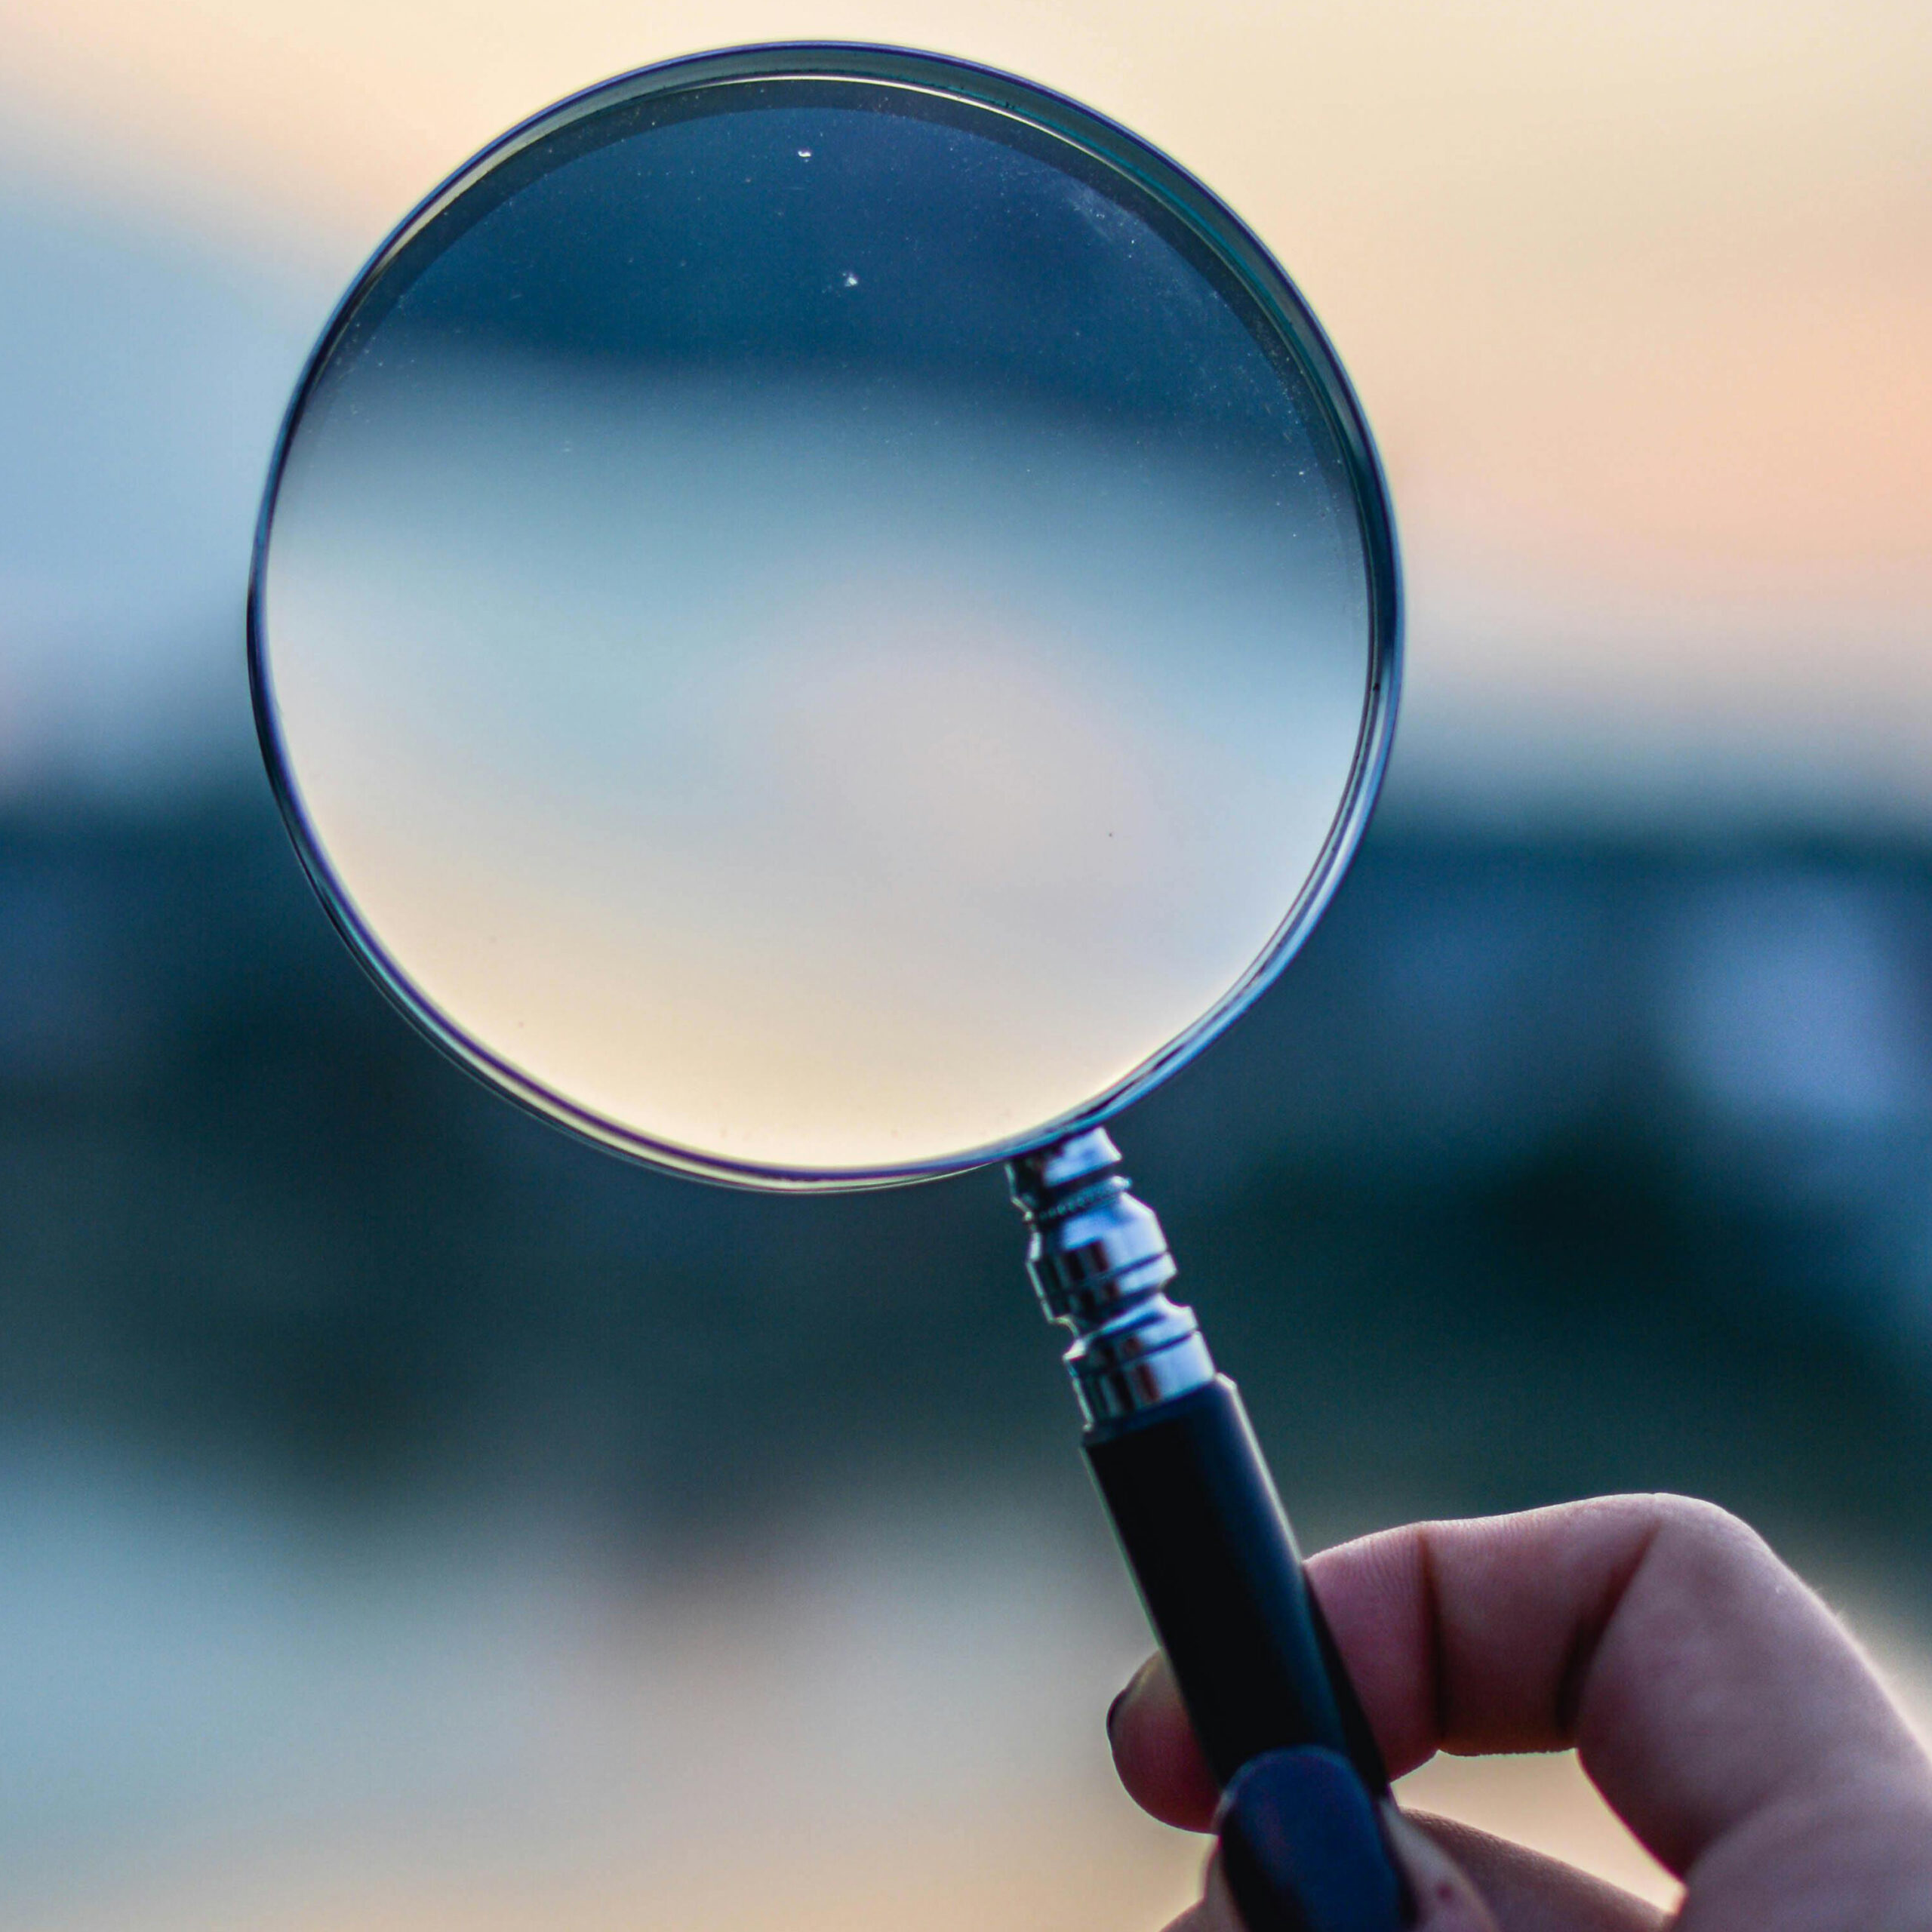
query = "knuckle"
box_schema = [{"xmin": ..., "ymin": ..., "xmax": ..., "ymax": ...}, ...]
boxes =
[
  {"xmin": 1640, "ymin": 1492, "xmax": 1780, "ymax": 1577},
  {"xmin": 1565, "ymin": 1493, "xmax": 1777, "ymax": 1584},
  {"xmin": 1647, "ymin": 1491, "xmax": 1760, "ymax": 1545},
  {"xmin": 1577, "ymin": 1491, "xmax": 1760, "ymax": 1546}
]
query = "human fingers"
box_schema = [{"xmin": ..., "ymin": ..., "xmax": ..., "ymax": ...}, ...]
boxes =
[
  {"xmin": 1109, "ymin": 1651, "xmax": 1219, "ymax": 1829},
  {"xmin": 1296, "ymin": 1494, "xmax": 1931, "ymax": 1882},
  {"xmin": 1119, "ymin": 1721, "xmax": 1660, "ymax": 1932},
  {"xmin": 1112, "ymin": 1497, "xmax": 1929, "ymax": 1874},
  {"xmin": 1398, "ymin": 1815, "xmax": 1663, "ymax": 1932},
  {"xmin": 1111, "ymin": 1496, "xmax": 1932, "ymax": 1926}
]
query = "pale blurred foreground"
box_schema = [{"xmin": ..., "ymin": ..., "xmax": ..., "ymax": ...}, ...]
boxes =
[{"xmin": 5, "ymin": 1449, "xmax": 1927, "ymax": 1931}]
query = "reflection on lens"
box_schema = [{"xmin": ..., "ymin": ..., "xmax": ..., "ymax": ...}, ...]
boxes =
[{"xmin": 256, "ymin": 60, "xmax": 1388, "ymax": 1181}]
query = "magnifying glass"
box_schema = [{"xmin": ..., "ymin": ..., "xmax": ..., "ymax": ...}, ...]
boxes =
[{"xmin": 251, "ymin": 38, "xmax": 1402, "ymax": 1871}]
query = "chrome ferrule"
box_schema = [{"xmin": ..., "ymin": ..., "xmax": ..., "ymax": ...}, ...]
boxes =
[{"xmin": 1008, "ymin": 1128, "xmax": 1216, "ymax": 1425}]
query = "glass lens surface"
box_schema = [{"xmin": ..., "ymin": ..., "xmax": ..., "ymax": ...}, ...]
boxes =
[{"xmin": 257, "ymin": 63, "xmax": 1388, "ymax": 1182}]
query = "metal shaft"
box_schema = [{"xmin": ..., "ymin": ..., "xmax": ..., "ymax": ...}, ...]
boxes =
[{"xmin": 1007, "ymin": 1128, "xmax": 1217, "ymax": 1425}]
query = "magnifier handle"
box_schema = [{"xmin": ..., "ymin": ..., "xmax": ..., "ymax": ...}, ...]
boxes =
[
  {"xmin": 1087, "ymin": 1373, "xmax": 1388, "ymax": 1792},
  {"xmin": 1009, "ymin": 1129, "xmax": 1386, "ymax": 1796}
]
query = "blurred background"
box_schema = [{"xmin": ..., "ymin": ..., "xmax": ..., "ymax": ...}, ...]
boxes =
[{"xmin": 0, "ymin": 0, "xmax": 1929, "ymax": 1924}]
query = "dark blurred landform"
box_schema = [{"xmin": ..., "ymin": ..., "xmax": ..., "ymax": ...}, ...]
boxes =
[{"xmin": 1, "ymin": 783, "xmax": 1929, "ymax": 1605}]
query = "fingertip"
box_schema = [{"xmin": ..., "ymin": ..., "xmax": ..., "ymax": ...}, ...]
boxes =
[
  {"xmin": 1186, "ymin": 1855, "xmax": 1249, "ymax": 1932},
  {"xmin": 1380, "ymin": 1810, "xmax": 1501, "ymax": 1932},
  {"xmin": 1390, "ymin": 1814, "xmax": 1663, "ymax": 1931},
  {"xmin": 1109, "ymin": 1652, "xmax": 1221, "ymax": 1831}
]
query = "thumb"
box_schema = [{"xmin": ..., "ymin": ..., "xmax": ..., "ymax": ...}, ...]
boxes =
[
  {"xmin": 1377, "ymin": 1812, "xmax": 1501, "ymax": 1932},
  {"xmin": 1191, "ymin": 1748, "xmax": 1499, "ymax": 1932}
]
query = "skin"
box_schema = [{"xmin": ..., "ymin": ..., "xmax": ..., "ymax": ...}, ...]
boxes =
[{"xmin": 1106, "ymin": 1495, "xmax": 1932, "ymax": 1931}]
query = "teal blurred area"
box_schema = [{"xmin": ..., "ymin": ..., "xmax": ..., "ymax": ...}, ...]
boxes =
[{"xmin": 3, "ymin": 783, "xmax": 1931, "ymax": 1564}]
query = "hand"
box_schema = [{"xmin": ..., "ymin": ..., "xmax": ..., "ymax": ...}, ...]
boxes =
[{"xmin": 1106, "ymin": 1495, "xmax": 1932, "ymax": 1930}]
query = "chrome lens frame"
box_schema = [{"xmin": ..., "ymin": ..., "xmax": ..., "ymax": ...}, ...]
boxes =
[{"xmin": 248, "ymin": 42, "xmax": 1403, "ymax": 1191}]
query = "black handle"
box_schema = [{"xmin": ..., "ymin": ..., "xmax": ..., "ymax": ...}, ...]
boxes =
[{"xmin": 1086, "ymin": 1374, "xmax": 1387, "ymax": 1794}]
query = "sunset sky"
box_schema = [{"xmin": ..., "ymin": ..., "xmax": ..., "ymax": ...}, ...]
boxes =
[{"xmin": 0, "ymin": 0, "xmax": 1927, "ymax": 817}]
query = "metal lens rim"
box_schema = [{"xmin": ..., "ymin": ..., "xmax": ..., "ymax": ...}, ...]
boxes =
[{"xmin": 247, "ymin": 40, "xmax": 1404, "ymax": 1192}]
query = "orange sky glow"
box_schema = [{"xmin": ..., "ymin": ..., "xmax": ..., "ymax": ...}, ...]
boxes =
[{"xmin": 2, "ymin": 0, "xmax": 1927, "ymax": 817}]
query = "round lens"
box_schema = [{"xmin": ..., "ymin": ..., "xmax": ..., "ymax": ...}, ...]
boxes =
[{"xmin": 251, "ymin": 47, "xmax": 1398, "ymax": 1186}]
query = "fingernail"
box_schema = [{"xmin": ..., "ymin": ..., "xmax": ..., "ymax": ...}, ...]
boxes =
[
  {"xmin": 1106, "ymin": 1656, "xmax": 1152, "ymax": 1750},
  {"xmin": 1219, "ymin": 1747, "xmax": 1407, "ymax": 1932}
]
